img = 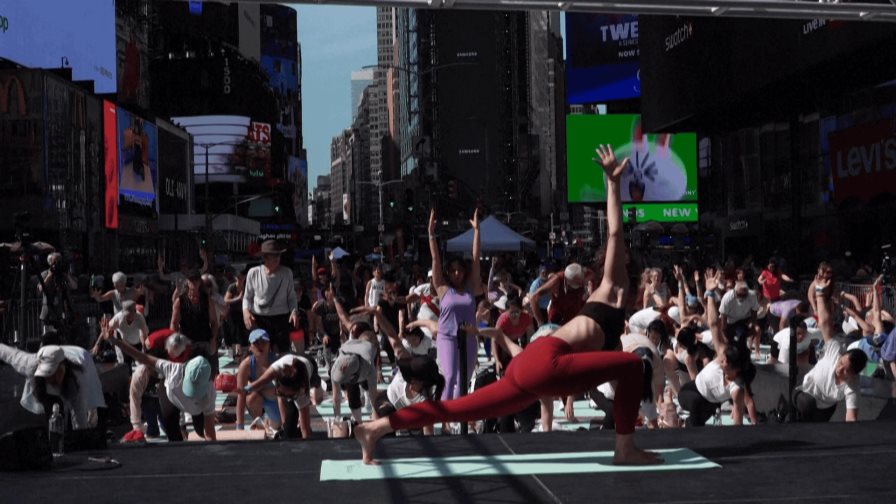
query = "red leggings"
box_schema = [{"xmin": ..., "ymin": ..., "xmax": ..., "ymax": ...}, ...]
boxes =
[{"xmin": 389, "ymin": 336, "xmax": 643, "ymax": 435}]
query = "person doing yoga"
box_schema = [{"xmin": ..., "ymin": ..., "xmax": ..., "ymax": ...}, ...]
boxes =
[{"xmin": 354, "ymin": 144, "xmax": 662, "ymax": 466}]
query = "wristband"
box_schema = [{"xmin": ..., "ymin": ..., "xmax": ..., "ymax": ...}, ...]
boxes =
[
  {"xmin": 428, "ymin": 235, "xmax": 437, "ymax": 241},
  {"xmin": 704, "ymin": 290, "xmax": 719, "ymax": 301},
  {"xmin": 242, "ymin": 385, "xmax": 252, "ymax": 394}
]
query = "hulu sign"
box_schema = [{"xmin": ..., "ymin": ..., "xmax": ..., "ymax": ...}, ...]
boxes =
[{"xmin": 624, "ymin": 203, "xmax": 698, "ymax": 223}]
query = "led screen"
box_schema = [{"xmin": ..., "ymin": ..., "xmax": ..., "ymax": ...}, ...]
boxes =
[
  {"xmin": 117, "ymin": 108, "xmax": 158, "ymax": 213},
  {"xmin": 565, "ymin": 13, "xmax": 640, "ymax": 104},
  {"xmin": 172, "ymin": 115, "xmax": 252, "ymax": 184},
  {"xmin": 567, "ymin": 114, "xmax": 698, "ymax": 221}
]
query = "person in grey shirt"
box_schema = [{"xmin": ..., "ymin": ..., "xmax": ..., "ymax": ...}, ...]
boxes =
[{"xmin": 243, "ymin": 240, "xmax": 299, "ymax": 353}]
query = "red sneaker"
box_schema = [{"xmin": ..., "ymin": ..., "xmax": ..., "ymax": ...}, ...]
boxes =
[{"xmin": 122, "ymin": 429, "xmax": 146, "ymax": 443}]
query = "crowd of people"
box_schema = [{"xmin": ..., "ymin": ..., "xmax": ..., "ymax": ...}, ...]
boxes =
[{"xmin": 2, "ymin": 146, "xmax": 894, "ymax": 465}]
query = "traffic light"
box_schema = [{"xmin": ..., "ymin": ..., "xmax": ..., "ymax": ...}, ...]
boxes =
[
  {"xmin": 405, "ymin": 188, "xmax": 414, "ymax": 213},
  {"xmin": 388, "ymin": 198, "xmax": 396, "ymax": 209}
]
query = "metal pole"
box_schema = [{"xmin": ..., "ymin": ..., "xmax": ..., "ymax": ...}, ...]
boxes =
[
  {"xmin": 378, "ymin": 180, "xmax": 384, "ymax": 257},
  {"xmin": 204, "ymin": 145, "xmax": 210, "ymax": 243},
  {"xmin": 18, "ymin": 253, "xmax": 26, "ymax": 348},
  {"xmin": 458, "ymin": 329, "xmax": 468, "ymax": 435}
]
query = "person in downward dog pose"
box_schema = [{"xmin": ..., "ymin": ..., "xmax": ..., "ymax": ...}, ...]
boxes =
[{"xmin": 354, "ymin": 144, "xmax": 662, "ymax": 466}]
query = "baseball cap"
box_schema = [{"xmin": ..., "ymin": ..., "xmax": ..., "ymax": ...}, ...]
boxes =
[
  {"xmin": 182, "ymin": 356, "xmax": 211, "ymax": 399},
  {"xmin": 34, "ymin": 345, "xmax": 65, "ymax": 378},
  {"xmin": 248, "ymin": 328, "xmax": 270, "ymax": 344},
  {"xmin": 530, "ymin": 323, "xmax": 560, "ymax": 343},
  {"xmin": 668, "ymin": 306, "xmax": 682, "ymax": 326},
  {"xmin": 330, "ymin": 353, "xmax": 361, "ymax": 385},
  {"xmin": 686, "ymin": 294, "xmax": 700, "ymax": 307},
  {"xmin": 317, "ymin": 267, "xmax": 328, "ymax": 276}
]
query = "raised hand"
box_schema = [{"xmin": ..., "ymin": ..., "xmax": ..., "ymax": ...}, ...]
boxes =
[
  {"xmin": 704, "ymin": 268, "xmax": 721, "ymax": 292},
  {"xmin": 595, "ymin": 144, "xmax": 630, "ymax": 183},
  {"xmin": 470, "ymin": 208, "xmax": 481, "ymax": 231},
  {"xmin": 428, "ymin": 208, "xmax": 437, "ymax": 236}
]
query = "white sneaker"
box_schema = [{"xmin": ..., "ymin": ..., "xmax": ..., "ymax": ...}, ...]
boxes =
[{"xmin": 249, "ymin": 416, "xmax": 266, "ymax": 430}]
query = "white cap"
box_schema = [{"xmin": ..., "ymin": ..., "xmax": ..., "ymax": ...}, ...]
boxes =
[
  {"xmin": 427, "ymin": 269, "xmax": 433, "ymax": 278},
  {"xmin": 667, "ymin": 306, "xmax": 682, "ymax": 326},
  {"xmin": 34, "ymin": 345, "xmax": 65, "ymax": 378},
  {"xmin": 112, "ymin": 271, "xmax": 127, "ymax": 285}
]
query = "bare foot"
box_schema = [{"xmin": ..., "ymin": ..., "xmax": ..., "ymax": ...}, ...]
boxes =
[
  {"xmin": 612, "ymin": 447, "xmax": 664, "ymax": 466},
  {"xmin": 353, "ymin": 422, "xmax": 381, "ymax": 465}
]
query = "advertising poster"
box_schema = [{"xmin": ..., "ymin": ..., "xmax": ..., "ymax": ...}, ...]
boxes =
[
  {"xmin": 116, "ymin": 109, "xmax": 158, "ymax": 215},
  {"xmin": 567, "ymin": 114, "xmax": 698, "ymax": 222},
  {"xmin": 103, "ymin": 100, "xmax": 118, "ymax": 229},
  {"xmin": 157, "ymin": 122, "xmax": 191, "ymax": 215},
  {"xmin": 829, "ymin": 118, "xmax": 896, "ymax": 203},
  {"xmin": 565, "ymin": 13, "xmax": 640, "ymax": 104}
]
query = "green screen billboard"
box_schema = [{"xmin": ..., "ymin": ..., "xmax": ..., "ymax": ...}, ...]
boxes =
[{"xmin": 567, "ymin": 114, "xmax": 698, "ymax": 206}]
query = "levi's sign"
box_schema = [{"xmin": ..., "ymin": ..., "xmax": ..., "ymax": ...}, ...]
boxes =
[{"xmin": 829, "ymin": 119, "xmax": 896, "ymax": 203}]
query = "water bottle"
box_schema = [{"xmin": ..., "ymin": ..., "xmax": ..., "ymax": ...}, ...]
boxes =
[{"xmin": 49, "ymin": 403, "xmax": 64, "ymax": 458}]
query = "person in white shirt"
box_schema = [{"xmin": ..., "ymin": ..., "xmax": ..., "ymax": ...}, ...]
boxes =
[
  {"xmin": 109, "ymin": 300, "xmax": 149, "ymax": 352},
  {"xmin": 719, "ymin": 281, "xmax": 760, "ymax": 351},
  {"xmin": 103, "ymin": 317, "xmax": 216, "ymax": 442},
  {"xmin": 767, "ymin": 317, "xmax": 822, "ymax": 366},
  {"xmin": 792, "ymin": 275, "xmax": 867, "ymax": 422},
  {"xmin": 678, "ymin": 269, "xmax": 757, "ymax": 427},
  {"xmin": 370, "ymin": 309, "xmax": 445, "ymax": 435},
  {"xmin": 0, "ymin": 343, "xmax": 105, "ymax": 430},
  {"xmin": 243, "ymin": 240, "xmax": 300, "ymax": 354},
  {"xmin": 365, "ymin": 264, "xmax": 386, "ymax": 309},
  {"xmin": 246, "ymin": 351, "xmax": 320, "ymax": 439},
  {"xmin": 593, "ymin": 332, "xmax": 666, "ymax": 429}
]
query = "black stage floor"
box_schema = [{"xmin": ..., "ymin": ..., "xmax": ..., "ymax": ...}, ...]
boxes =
[{"xmin": 3, "ymin": 420, "xmax": 895, "ymax": 504}]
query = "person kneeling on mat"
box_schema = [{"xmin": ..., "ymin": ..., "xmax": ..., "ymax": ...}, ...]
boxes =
[
  {"xmin": 371, "ymin": 310, "xmax": 445, "ymax": 435},
  {"xmin": 245, "ymin": 349, "xmax": 320, "ymax": 439},
  {"xmin": 236, "ymin": 329, "xmax": 281, "ymax": 434},
  {"xmin": 593, "ymin": 333, "xmax": 666, "ymax": 430},
  {"xmin": 329, "ymin": 315, "xmax": 382, "ymax": 423},
  {"xmin": 124, "ymin": 329, "xmax": 191, "ymax": 442},
  {"xmin": 678, "ymin": 269, "xmax": 757, "ymax": 427},
  {"xmin": 354, "ymin": 144, "xmax": 661, "ymax": 466},
  {"xmin": 101, "ymin": 317, "xmax": 216, "ymax": 441},
  {"xmin": 792, "ymin": 275, "xmax": 866, "ymax": 422}
]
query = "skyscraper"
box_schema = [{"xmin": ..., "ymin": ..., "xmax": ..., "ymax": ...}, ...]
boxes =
[{"xmin": 351, "ymin": 68, "xmax": 374, "ymax": 120}]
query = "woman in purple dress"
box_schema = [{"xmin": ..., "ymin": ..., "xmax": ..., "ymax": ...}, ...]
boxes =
[{"xmin": 428, "ymin": 208, "xmax": 485, "ymax": 400}]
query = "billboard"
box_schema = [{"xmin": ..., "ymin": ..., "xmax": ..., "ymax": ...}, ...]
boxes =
[
  {"xmin": 565, "ymin": 14, "xmax": 640, "ymax": 104},
  {"xmin": 567, "ymin": 114, "xmax": 698, "ymax": 218},
  {"xmin": 157, "ymin": 121, "xmax": 191, "ymax": 215},
  {"xmin": 829, "ymin": 118, "xmax": 896, "ymax": 203},
  {"xmin": 103, "ymin": 100, "xmax": 118, "ymax": 229},
  {"xmin": 0, "ymin": 0, "xmax": 116, "ymax": 94},
  {"xmin": 0, "ymin": 70, "xmax": 45, "ymax": 198},
  {"xmin": 172, "ymin": 115, "xmax": 252, "ymax": 184},
  {"xmin": 116, "ymin": 108, "xmax": 158, "ymax": 216}
]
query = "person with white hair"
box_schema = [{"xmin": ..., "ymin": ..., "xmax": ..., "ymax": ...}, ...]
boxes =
[
  {"xmin": 122, "ymin": 329, "xmax": 192, "ymax": 442},
  {"xmin": 718, "ymin": 280, "xmax": 760, "ymax": 351},
  {"xmin": 38, "ymin": 251, "xmax": 78, "ymax": 335},
  {"xmin": 91, "ymin": 270, "xmax": 142, "ymax": 314}
]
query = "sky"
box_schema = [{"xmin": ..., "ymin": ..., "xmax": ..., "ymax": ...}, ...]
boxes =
[{"xmin": 292, "ymin": 5, "xmax": 376, "ymax": 194}]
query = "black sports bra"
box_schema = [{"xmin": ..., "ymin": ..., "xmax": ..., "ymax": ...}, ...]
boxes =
[{"xmin": 579, "ymin": 301, "xmax": 626, "ymax": 351}]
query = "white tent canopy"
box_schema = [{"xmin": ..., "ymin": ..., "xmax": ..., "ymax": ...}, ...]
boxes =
[{"xmin": 446, "ymin": 216, "xmax": 535, "ymax": 253}]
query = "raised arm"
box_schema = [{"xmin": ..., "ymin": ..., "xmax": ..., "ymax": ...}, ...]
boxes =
[
  {"xmin": 333, "ymin": 297, "xmax": 354, "ymax": 334},
  {"xmin": 673, "ymin": 265, "xmax": 686, "ymax": 317},
  {"xmin": 593, "ymin": 144, "xmax": 631, "ymax": 301},
  {"xmin": 870, "ymin": 275, "xmax": 885, "ymax": 336},
  {"xmin": 406, "ymin": 318, "xmax": 439, "ymax": 337},
  {"xmin": 468, "ymin": 208, "xmax": 484, "ymax": 296},
  {"xmin": 428, "ymin": 208, "xmax": 446, "ymax": 292},
  {"xmin": 703, "ymin": 269, "xmax": 726, "ymax": 356},
  {"xmin": 813, "ymin": 275, "xmax": 834, "ymax": 343}
]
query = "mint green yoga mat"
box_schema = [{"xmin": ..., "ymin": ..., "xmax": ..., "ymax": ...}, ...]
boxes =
[{"xmin": 320, "ymin": 448, "xmax": 718, "ymax": 481}]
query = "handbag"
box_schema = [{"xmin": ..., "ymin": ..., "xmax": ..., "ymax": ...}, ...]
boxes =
[{"xmin": 214, "ymin": 373, "xmax": 237, "ymax": 393}]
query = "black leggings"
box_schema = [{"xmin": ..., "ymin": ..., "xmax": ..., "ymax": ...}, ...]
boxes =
[
  {"xmin": 793, "ymin": 391, "xmax": 837, "ymax": 422},
  {"xmin": 678, "ymin": 381, "xmax": 722, "ymax": 427},
  {"xmin": 253, "ymin": 313, "xmax": 292, "ymax": 354},
  {"xmin": 158, "ymin": 385, "xmax": 206, "ymax": 442}
]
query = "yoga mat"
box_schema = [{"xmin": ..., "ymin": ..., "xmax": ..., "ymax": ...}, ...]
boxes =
[{"xmin": 320, "ymin": 448, "xmax": 718, "ymax": 481}]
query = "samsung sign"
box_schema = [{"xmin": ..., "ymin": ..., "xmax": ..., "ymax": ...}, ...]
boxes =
[{"xmin": 0, "ymin": 0, "xmax": 116, "ymax": 93}]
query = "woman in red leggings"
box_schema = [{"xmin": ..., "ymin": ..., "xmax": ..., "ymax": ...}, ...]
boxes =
[{"xmin": 355, "ymin": 145, "xmax": 662, "ymax": 466}]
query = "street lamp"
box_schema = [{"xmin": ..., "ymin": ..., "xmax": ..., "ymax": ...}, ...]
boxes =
[{"xmin": 356, "ymin": 179, "xmax": 403, "ymax": 257}]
